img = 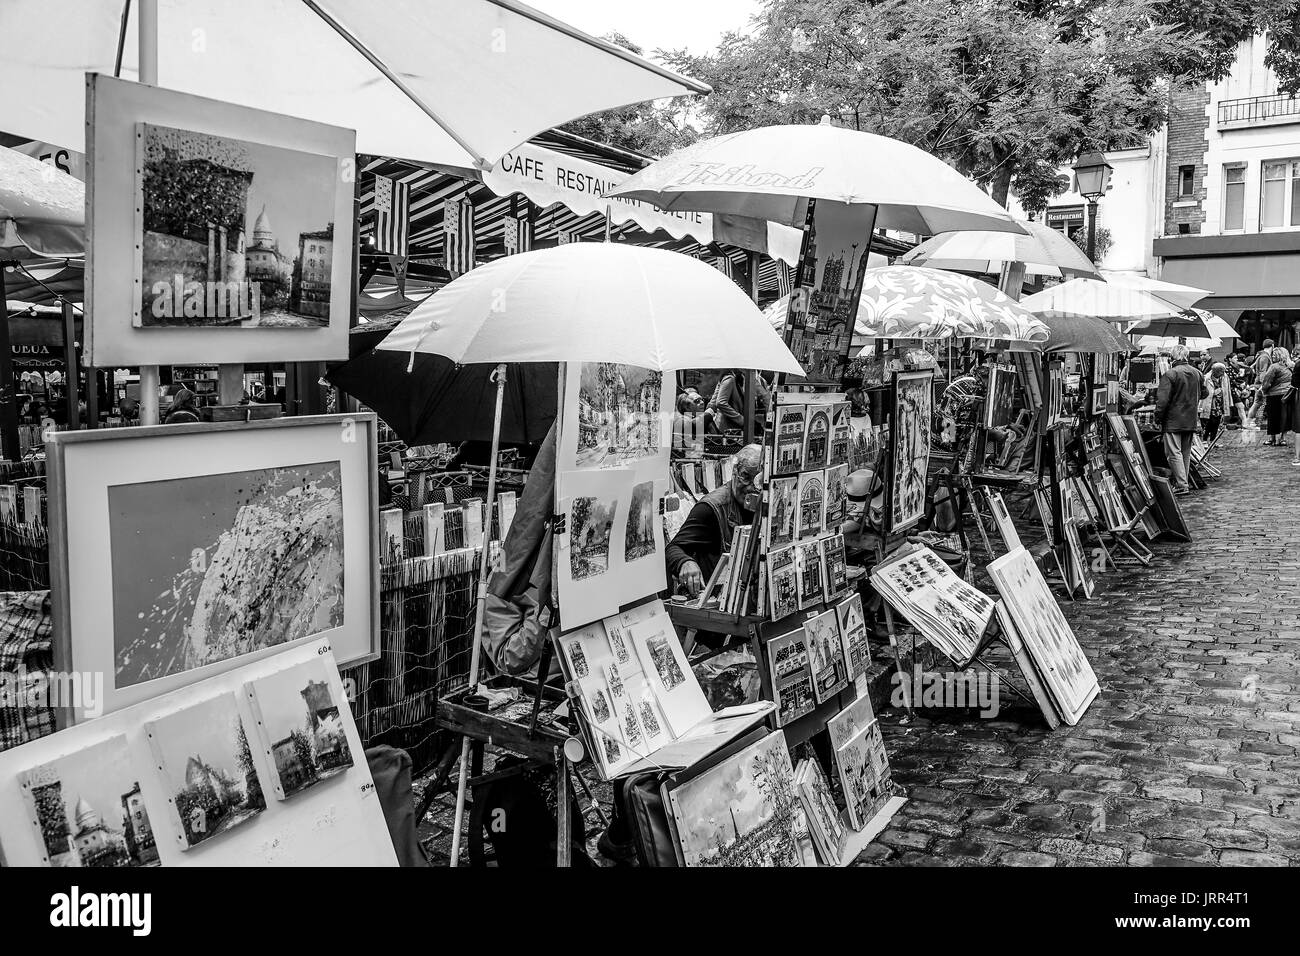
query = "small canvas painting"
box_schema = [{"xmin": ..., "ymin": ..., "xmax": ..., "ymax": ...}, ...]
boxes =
[
  {"xmin": 797, "ymin": 757, "xmax": 846, "ymax": 866},
  {"xmin": 794, "ymin": 540, "xmax": 824, "ymax": 611},
  {"xmin": 829, "ymin": 403, "xmax": 852, "ymax": 467},
  {"xmin": 796, "ymin": 469, "xmax": 825, "ymax": 539},
  {"xmin": 824, "ymin": 463, "xmax": 848, "ymax": 528},
  {"xmin": 569, "ymin": 495, "xmax": 616, "ymax": 581},
  {"xmin": 136, "ymin": 123, "xmax": 340, "ymax": 329},
  {"xmin": 145, "ymin": 694, "xmax": 267, "ymax": 849},
  {"xmin": 572, "ymin": 363, "xmax": 666, "ymax": 468},
  {"xmin": 624, "ymin": 481, "xmax": 657, "ymax": 562},
  {"xmin": 889, "ymin": 371, "xmax": 932, "ymax": 533},
  {"xmin": 18, "ymin": 735, "xmax": 160, "ymax": 867},
  {"xmin": 835, "ymin": 719, "xmax": 892, "ymax": 830},
  {"xmin": 766, "ymin": 628, "xmax": 816, "ymax": 726},
  {"xmin": 245, "ymin": 657, "xmax": 355, "ymax": 801},
  {"xmin": 667, "ymin": 732, "xmax": 802, "ymax": 867},
  {"xmin": 804, "ymin": 608, "xmax": 850, "ymax": 703},
  {"xmin": 774, "ymin": 406, "xmax": 806, "ymax": 474},
  {"xmin": 767, "ymin": 475, "xmax": 798, "ymax": 549},
  {"xmin": 803, "ymin": 406, "xmax": 832, "ymax": 470},
  {"xmin": 109, "ymin": 462, "xmax": 344, "ymax": 689},
  {"xmin": 820, "ymin": 533, "xmax": 849, "ymax": 603},
  {"xmin": 835, "ymin": 594, "xmax": 871, "ymax": 681},
  {"xmin": 767, "ymin": 545, "xmax": 799, "ymax": 621}
]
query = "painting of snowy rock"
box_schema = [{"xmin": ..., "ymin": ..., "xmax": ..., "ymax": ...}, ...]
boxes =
[{"xmin": 109, "ymin": 462, "xmax": 345, "ymax": 687}]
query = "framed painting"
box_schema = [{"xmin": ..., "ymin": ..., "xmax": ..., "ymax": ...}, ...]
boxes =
[
  {"xmin": 86, "ymin": 74, "xmax": 355, "ymax": 366},
  {"xmin": 46, "ymin": 414, "xmax": 380, "ymax": 722},
  {"xmin": 887, "ymin": 370, "xmax": 933, "ymax": 534}
]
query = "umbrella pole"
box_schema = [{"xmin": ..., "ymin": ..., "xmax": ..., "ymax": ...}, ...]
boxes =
[
  {"xmin": 0, "ymin": 265, "xmax": 20, "ymax": 462},
  {"xmin": 448, "ymin": 361, "xmax": 507, "ymax": 867}
]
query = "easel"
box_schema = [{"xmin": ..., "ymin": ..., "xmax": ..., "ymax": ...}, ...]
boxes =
[{"xmin": 423, "ymin": 658, "xmax": 607, "ymax": 867}]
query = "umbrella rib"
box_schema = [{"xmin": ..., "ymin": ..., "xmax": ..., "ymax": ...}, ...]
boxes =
[{"xmin": 299, "ymin": 0, "xmax": 489, "ymax": 169}]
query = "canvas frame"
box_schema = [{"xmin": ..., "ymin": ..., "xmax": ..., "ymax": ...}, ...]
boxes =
[
  {"xmin": 46, "ymin": 414, "xmax": 380, "ymax": 724},
  {"xmin": 886, "ymin": 369, "xmax": 934, "ymax": 535},
  {"xmin": 86, "ymin": 74, "xmax": 356, "ymax": 366}
]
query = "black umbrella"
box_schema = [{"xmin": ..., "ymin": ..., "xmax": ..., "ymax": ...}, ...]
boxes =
[
  {"xmin": 327, "ymin": 343, "xmax": 557, "ymax": 446},
  {"xmin": 1038, "ymin": 310, "xmax": 1136, "ymax": 355}
]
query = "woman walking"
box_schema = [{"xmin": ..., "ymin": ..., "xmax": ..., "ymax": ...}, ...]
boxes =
[
  {"xmin": 1257, "ymin": 346, "xmax": 1295, "ymax": 446},
  {"xmin": 1202, "ymin": 362, "xmax": 1232, "ymax": 442}
]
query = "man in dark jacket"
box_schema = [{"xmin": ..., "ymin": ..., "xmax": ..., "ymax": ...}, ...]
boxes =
[
  {"xmin": 666, "ymin": 444, "xmax": 762, "ymax": 596},
  {"xmin": 1155, "ymin": 345, "xmax": 1209, "ymax": 496}
]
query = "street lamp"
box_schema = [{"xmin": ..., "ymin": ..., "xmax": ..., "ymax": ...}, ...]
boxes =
[{"xmin": 1072, "ymin": 150, "xmax": 1113, "ymax": 264}]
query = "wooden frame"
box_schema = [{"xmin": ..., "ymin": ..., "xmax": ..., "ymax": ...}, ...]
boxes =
[{"xmin": 46, "ymin": 413, "xmax": 381, "ymax": 723}]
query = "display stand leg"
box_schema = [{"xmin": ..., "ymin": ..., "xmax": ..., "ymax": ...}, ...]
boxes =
[
  {"xmin": 449, "ymin": 364, "xmax": 508, "ymax": 867},
  {"xmin": 880, "ymin": 599, "xmax": 914, "ymax": 717},
  {"xmin": 572, "ymin": 766, "xmax": 609, "ymax": 829},
  {"xmin": 413, "ymin": 737, "xmax": 463, "ymax": 825},
  {"xmin": 555, "ymin": 747, "xmax": 571, "ymax": 867}
]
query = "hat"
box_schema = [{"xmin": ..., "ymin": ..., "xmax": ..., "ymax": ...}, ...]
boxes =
[{"xmin": 1212, "ymin": 362, "xmax": 1226, "ymax": 372}]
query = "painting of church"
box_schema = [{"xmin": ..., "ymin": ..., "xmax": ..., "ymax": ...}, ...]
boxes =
[
  {"xmin": 573, "ymin": 363, "xmax": 664, "ymax": 468},
  {"xmin": 18, "ymin": 735, "xmax": 160, "ymax": 867}
]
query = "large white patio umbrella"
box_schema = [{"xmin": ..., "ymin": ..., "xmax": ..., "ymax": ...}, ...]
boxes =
[
  {"xmin": 900, "ymin": 220, "xmax": 1102, "ymax": 280},
  {"xmin": 0, "ymin": 0, "xmax": 709, "ymax": 169},
  {"xmin": 1021, "ymin": 276, "xmax": 1211, "ymax": 322},
  {"xmin": 378, "ymin": 242, "xmax": 801, "ymax": 864},
  {"xmin": 379, "ymin": 243, "xmax": 804, "ymax": 373},
  {"xmin": 609, "ymin": 121, "xmax": 1026, "ymax": 235},
  {"xmin": 0, "ymin": 146, "xmax": 84, "ymax": 260}
]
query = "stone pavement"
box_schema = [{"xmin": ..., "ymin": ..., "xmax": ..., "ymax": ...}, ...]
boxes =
[{"xmin": 859, "ymin": 433, "xmax": 1300, "ymax": 867}]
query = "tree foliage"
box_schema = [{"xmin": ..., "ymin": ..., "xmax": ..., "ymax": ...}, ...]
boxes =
[
  {"xmin": 656, "ymin": 0, "xmax": 1300, "ymax": 211},
  {"xmin": 558, "ymin": 32, "xmax": 700, "ymax": 157}
]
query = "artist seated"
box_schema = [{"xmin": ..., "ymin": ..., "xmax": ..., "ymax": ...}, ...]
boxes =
[{"xmin": 665, "ymin": 444, "xmax": 763, "ymax": 600}]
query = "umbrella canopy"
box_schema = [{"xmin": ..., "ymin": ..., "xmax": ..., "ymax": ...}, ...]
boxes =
[
  {"xmin": 1, "ymin": 259, "xmax": 83, "ymax": 305},
  {"xmin": 852, "ymin": 267, "xmax": 1049, "ymax": 344},
  {"xmin": 328, "ymin": 349, "xmax": 556, "ymax": 446},
  {"xmin": 1188, "ymin": 308, "xmax": 1237, "ymax": 340},
  {"xmin": 1136, "ymin": 335, "xmax": 1221, "ymax": 354},
  {"xmin": 0, "ymin": 147, "xmax": 84, "ymax": 260},
  {"xmin": 0, "ymin": 0, "xmax": 708, "ymax": 170},
  {"xmin": 1021, "ymin": 275, "xmax": 1210, "ymax": 321},
  {"xmin": 609, "ymin": 122, "xmax": 1025, "ymax": 235},
  {"xmin": 1125, "ymin": 312, "xmax": 1212, "ymax": 339},
  {"xmin": 1038, "ymin": 311, "xmax": 1136, "ymax": 354},
  {"xmin": 900, "ymin": 220, "xmax": 1101, "ymax": 279},
  {"xmin": 377, "ymin": 243, "xmax": 804, "ymax": 373}
]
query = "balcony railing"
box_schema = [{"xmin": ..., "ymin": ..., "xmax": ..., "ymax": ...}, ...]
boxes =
[{"xmin": 1218, "ymin": 94, "xmax": 1300, "ymax": 126}]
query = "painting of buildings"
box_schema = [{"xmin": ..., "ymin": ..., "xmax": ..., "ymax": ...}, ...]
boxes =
[
  {"xmin": 146, "ymin": 694, "xmax": 267, "ymax": 849},
  {"xmin": 668, "ymin": 732, "xmax": 802, "ymax": 867},
  {"xmin": 573, "ymin": 363, "xmax": 665, "ymax": 468},
  {"xmin": 624, "ymin": 481, "xmax": 657, "ymax": 562},
  {"xmin": 774, "ymin": 406, "xmax": 805, "ymax": 474},
  {"xmin": 19, "ymin": 735, "xmax": 160, "ymax": 867},
  {"xmin": 804, "ymin": 407, "xmax": 831, "ymax": 469},
  {"xmin": 137, "ymin": 123, "xmax": 338, "ymax": 328},
  {"xmin": 797, "ymin": 470, "xmax": 825, "ymax": 539},
  {"xmin": 246, "ymin": 657, "xmax": 356, "ymax": 801}
]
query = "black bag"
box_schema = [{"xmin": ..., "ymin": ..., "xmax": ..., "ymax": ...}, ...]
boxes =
[{"xmin": 619, "ymin": 727, "xmax": 770, "ymax": 867}]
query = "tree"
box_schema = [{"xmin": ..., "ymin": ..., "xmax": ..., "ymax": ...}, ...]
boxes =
[
  {"xmin": 659, "ymin": 0, "xmax": 1300, "ymax": 212},
  {"xmin": 558, "ymin": 32, "xmax": 700, "ymax": 157}
]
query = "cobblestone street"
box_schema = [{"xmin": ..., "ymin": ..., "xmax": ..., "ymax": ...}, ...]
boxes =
[{"xmin": 862, "ymin": 434, "xmax": 1300, "ymax": 867}]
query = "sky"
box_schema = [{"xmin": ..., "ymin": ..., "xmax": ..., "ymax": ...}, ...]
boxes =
[{"xmin": 529, "ymin": 0, "xmax": 759, "ymax": 61}]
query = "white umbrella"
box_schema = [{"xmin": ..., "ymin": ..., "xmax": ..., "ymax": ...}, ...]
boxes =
[
  {"xmin": 378, "ymin": 243, "xmax": 804, "ymax": 374},
  {"xmin": 378, "ymin": 242, "xmax": 800, "ymax": 865},
  {"xmin": 609, "ymin": 122, "xmax": 1026, "ymax": 235},
  {"xmin": 900, "ymin": 220, "xmax": 1101, "ymax": 279},
  {"xmin": 0, "ymin": 0, "xmax": 709, "ymax": 169},
  {"xmin": 0, "ymin": 147, "xmax": 83, "ymax": 260},
  {"xmin": 1136, "ymin": 335, "xmax": 1222, "ymax": 353},
  {"xmin": 1020, "ymin": 276, "xmax": 1211, "ymax": 321}
]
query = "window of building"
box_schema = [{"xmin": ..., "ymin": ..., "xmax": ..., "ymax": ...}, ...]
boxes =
[
  {"xmin": 1178, "ymin": 165, "xmax": 1195, "ymax": 197},
  {"xmin": 1224, "ymin": 165, "xmax": 1246, "ymax": 231},
  {"xmin": 1260, "ymin": 159, "xmax": 1300, "ymax": 229},
  {"xmin": 1045, "ymin": 205, "xmax": 1085, "ymax": 237}
]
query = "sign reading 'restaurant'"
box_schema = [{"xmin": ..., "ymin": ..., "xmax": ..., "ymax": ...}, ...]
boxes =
[{"xmin": 484, "ymin": 143, "xmax": 709, "ymax": 242}]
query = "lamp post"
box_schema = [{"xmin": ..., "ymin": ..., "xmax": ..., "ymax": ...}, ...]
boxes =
[{"xmin": 1072, "ymin": 150, "xmax": 1114, "ymax": 264}]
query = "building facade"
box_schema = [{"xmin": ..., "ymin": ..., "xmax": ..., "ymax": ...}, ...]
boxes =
[{"xmin": 1153, "ymin": 36, "xmax": 1300, "ymax": 350}]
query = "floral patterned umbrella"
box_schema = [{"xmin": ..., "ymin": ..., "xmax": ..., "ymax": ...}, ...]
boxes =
[{"xmin": 854, "ymin": 267, "xmax": 1049, "ymax": 345}]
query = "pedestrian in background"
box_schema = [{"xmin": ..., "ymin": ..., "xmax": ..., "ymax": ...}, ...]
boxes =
[
  {"xmin": 1202, "ymin": 362, "xmax": 1232, "ymax": 442},
  {"xmin": 1257, "ymin": 346, "xmax": 1295, "ymax": 446},
  {"xmin": 1155, "ymin": 344, "xmax": 1209, "ymax": 496}
]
